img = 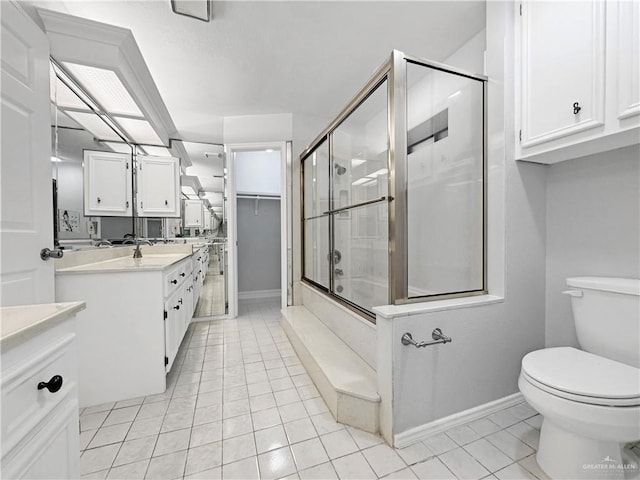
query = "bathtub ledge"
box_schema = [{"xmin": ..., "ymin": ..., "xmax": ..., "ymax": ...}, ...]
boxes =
[{"xmin": 373, "ymin": 294, "xmax": 504, "ymax": 319}]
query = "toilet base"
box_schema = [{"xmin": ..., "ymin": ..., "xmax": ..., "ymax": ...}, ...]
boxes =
[{"xmin": 537, "ymin": 418, "xmax": 630, "ymax": 480}]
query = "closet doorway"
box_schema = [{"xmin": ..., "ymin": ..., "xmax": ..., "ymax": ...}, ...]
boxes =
[{"xmin": 226, "ymin": 142, "xmax": 291, "ymax": 318}]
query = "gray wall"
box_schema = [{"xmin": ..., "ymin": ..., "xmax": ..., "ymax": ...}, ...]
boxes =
[
  {"xmin": 237, "ymin": 197, "xmax": 281, "ymax": 293},
  {"xmin": 545, "ymin": 144, "xmax": 640, "ymax": 347}
]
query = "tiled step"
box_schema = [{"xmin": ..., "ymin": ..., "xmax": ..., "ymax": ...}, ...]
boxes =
[{"xmin": 281, "ymin": 306, "xmax": 380, "ymax": 433}]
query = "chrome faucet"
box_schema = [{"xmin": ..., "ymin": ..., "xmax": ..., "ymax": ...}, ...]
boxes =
[{"xmin": 132, "ymin": 237, "xmax": 152, "ymax": 258}]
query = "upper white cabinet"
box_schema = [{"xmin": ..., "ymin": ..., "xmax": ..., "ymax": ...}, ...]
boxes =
[
  {"xmin": 137, "ymin": 156, "xmax": 180, "ymax": 217},
  {"xmin": 516, "ymin": 0, "xmax": 640, "ymax": 164},
  {"xmin": 184, "ymin": 200, "xmax": 203, "ymax": 228},
  {"xmin": 83, "ymin": 151, "xmax": 132, "ymax": 216}
]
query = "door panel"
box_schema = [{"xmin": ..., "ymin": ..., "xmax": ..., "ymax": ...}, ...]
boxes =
[
  {"xmin": 1, "ymin": 2, "xmax": 54, "ymax": 305},
  {"xmin": 83, "ymin": 151, "xmax": 132, "ymax": 216}
]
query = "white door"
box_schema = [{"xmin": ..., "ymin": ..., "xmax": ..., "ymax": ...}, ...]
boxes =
[{"xmin": 1, "ymin": 2, "xmax": 55, "ymax": 306}]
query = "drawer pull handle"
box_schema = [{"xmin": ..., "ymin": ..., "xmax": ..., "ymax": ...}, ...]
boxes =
[
  {"xmin": 180, "ymin": 273, "xmax": 185, "ymax": 277},
  {"xmin": 573, "ymin": 102, "xmax": 581, "ymax": 114},
  {"xmin": 171, "ymin": 279, "xmax": 178, "ymax": 284},
  {"xmin": 178, "ymin": 298, "xmax": 183, "ymax": 304},
  {"xmin": 37, "ymin": 375, "xmax": 63, "ymax": 393}
]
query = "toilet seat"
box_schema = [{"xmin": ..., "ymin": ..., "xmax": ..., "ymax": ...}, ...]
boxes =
[{"xmin": 521, "ymin": 347, "xmax": 640, "ymax": 407}]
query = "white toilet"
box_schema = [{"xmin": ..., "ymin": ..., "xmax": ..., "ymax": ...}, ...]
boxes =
[{"xmin": 519, "ymin": 276, "xmax": 640, "ymax": 480}]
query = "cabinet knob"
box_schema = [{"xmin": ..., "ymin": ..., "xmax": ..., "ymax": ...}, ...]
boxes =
[
  {"xmin": 37, "ymin": 375, "xmax": 63, "ymax": 393},
  {"xmin": 171, "ymin": 279, "xmax": 177, "ymax": 284},
  {"xmin": 173, "ymin": 304, "xmax": 180, "ymax": 310},
  {"xmin": 180, "ymin": 273, "xmax": 185, "ymax": 277},
  {"xmin": 178, "ymin": 298, "xmax": 183, "ymax": 304},
  {"xmin": 97, "ymin": 197, "xmax": 101, "ymax": 203},
  {"xmin": 165, "ymin": 200, "xmax": 168, "ymax": 206},
  {"xmin": 573, "ymin": 102, "xmax": 581, "ymax": 114}
]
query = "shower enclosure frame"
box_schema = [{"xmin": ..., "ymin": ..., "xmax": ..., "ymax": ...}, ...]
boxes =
[{"xmin": 301, "ymin": 50, "xmax": 488, "ymax": 318}]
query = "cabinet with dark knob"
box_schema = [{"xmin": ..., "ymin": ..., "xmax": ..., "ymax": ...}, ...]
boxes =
[{"xmin": 37, "ymin": 375, "xmax": 63, "ymax": 393}]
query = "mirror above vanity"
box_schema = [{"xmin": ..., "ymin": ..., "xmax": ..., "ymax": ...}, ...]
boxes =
[{"xmin": 45, "ymin": 7, "xmax": 228, "ymax": 318}]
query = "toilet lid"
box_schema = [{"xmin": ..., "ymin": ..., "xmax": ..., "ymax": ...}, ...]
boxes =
[{"xmin": 522, "ymin": 347, "xmax": 640, "ymax": 401}]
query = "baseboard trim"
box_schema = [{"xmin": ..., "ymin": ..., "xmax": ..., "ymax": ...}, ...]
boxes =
[
  {"xmin": 238, "ymin": 289, "xmax": 281, "ymax": 300},
  {"xmin": 394, "ymin": 392, "xmax": 525, "ymax": 448}
]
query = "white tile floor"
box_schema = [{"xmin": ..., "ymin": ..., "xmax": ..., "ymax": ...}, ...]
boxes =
[{"xmin": 78, "ymin": 298, "xmax": 552, "ymax": 480}]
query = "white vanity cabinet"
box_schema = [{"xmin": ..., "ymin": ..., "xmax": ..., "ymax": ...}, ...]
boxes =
[
  {"xmin": 1, "ymin": 302, "xmax": 85, "ymax": 480},
  {"xmin": 83, "ymin": 151, "xmax": 132, "ymax": 216},
  {"xmin": 184, "ymin": 200, "xmax": 204, "ymax": 228},
  {"xmin": 137, "ymin": 156, "xmax": 181, "ymax": 217},
  {"xmin": 163, "ymin": 259, "xmax": 193, "ymax": 372},
  {"xmin": 55, "ymin": 252, "xmax": 196, "ymax": 406},
  {"xmin": 516, "ymin": 0, "xmax": 639, "ymax": 164},
  {"xmin": 191, "ymin": 245, "xmax": 209, "ymax": 309}
]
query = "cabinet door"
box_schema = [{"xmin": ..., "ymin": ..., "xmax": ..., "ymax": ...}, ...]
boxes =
[
  {"xmin": 137, "ymin": 156, "xmax": 180, "ymax": 217},
  {"xmin": 7, "ymin": 401, "xmax": 80, "ymax": 479},
  {"xmin": 616, "ymin": 0, "xmax": 640, "ymax": 121},
  {"xmin": 183, "ymin": 200, "xmax": 203, "ymax": 227},
  {"xmin": 83, "ymin": 151, "xmax": 132, "ymax": 216},
  {"xmin": 203, "ymin": 208, "xmax": 212, "ymax": 230},
  {"xmin": 164, "ymin": 282, "xmax": 189, "ymax": 372},
  {"xmin": 520, "ymin": 1, "xmax": 605, "ymax": 147}
]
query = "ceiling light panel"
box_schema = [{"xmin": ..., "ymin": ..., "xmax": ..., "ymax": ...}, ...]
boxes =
[
  {"xmin": 64, "ymin": 111, "xmax": 123, "ymax": 141},
  {"xmin": 141, "ymin": 146, "xmax": 172, "ymax": 157},
  {"xmin": 115, "ymin": 117, "xmax": 164, "ymax": 145},
  {"xmin": 102, "ymin": 142, "xmax": 132, "ymax": 154},
  {"xmin": 50, "ymin": 75, "xmax": 89, "ymax": 110},
  {"xmin": 62, "ymin": 62, "xmax": 143, "ymax": 117}
]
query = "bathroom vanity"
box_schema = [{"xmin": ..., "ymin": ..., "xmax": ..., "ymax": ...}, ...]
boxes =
[
  {"xmin": 0, "ymin": 302, "xmax": 85, "ymax": 479},
  {"xmin": 55, "ymin": 244, "xmax": 206, "ymax": 407}
]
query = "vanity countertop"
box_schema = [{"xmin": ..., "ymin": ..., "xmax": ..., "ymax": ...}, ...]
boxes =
[
  {"xmin": 56, "ymin": 253, "xmax": 191, "ymax": 274},
  {"xmin": 0, "ymin": 301, "xmax": 86, "ymax": 347}
]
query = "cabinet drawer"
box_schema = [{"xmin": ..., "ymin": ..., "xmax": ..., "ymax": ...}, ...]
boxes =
[
  {"xmin": 164, "ymin": 259, "xmax": 190, "ymax": 297},
  {"xmin": 1, "ymin": 333, "xmax": 77, "ymax": 455}
]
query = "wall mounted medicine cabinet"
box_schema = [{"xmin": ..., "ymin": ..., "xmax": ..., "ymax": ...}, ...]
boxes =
[
  {"xmin": 183, "ymin": 199, "xmax": 204, "ymax": 228},
  {"xmin": 83, "ymin": 151, "xmax": 180, "ymax": 218},
  {"xmin": 516, "ymin": 0, "xmax": 639, "ymax": 164}
]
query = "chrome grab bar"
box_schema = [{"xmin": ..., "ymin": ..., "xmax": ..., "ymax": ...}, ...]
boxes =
[{"xmin": 401, "ymin": 329, "xmax": 452, "ymax": 348}]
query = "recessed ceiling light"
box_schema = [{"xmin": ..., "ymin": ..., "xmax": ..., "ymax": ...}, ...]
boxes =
[
  {"xmin": 114, "ymin": 117, "xmax": 164, "ymax": 145},
  {"xmin": 62, "ymin": 63, "xmax": 143, "ymax": 117},
  {"xmin": 141, "ymin": 146, "xmax": 172, "ymax": 157},
  {"xmin": 64, "ymin": 111, "xmax": 123, "ymax": 141},
  {"xmin": 102, "ymin": 142, "xmax": 132, "ymax": 154}
]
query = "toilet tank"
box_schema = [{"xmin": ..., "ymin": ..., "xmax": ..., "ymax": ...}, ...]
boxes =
[{"xmin": 566, "ymin": 277, "xmax": 640, "ymax": 368}]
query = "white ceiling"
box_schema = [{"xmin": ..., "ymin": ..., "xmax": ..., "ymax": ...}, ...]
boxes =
[{"xmin": 28, "ymin": 0, "xmax": 486, "ymax": 144}]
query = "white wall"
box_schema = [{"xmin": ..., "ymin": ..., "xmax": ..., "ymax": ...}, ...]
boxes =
[
  {"xmin": 545, "ymin": 144, "xmax": 640, "ymax": 347},
  {"xmin": 224, "ymin": 113, "xmax": 293, "ymax": 144},
  {"xmin": 377, "ymin": 2, "xmax": 548, "ymax": 443}
]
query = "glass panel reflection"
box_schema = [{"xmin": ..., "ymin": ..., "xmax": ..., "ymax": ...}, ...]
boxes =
[
  {"xmin": 303, "ymin": 140, "xmax": 329, "ymax": 219},
  {"xmin": 406, "ymin": 61, "xmax": 484, "ymax": 297},
  {"xmin": 304, "ymin": 217, "xmax": 329, "ymax": 288},
  {"xmin": 333, "ymin": 202, "xmax": 388, "ymax": 312},
  {"xmin": 331, "ymin": 80, "xmax": 388, "ymax": 211}
]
